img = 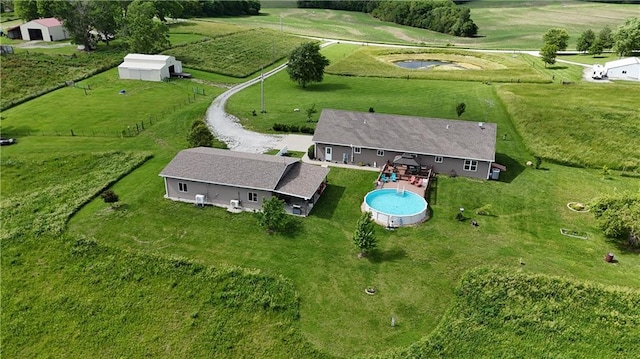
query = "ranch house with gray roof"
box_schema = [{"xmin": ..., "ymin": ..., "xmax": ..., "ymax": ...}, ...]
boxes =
[
  {"xmin": 159, "ymin": 147, "xmax": 329, "ymax": 216},
  {"xmin": 312, "ymin": 109, "xmax": 498, "ymax": 180}
]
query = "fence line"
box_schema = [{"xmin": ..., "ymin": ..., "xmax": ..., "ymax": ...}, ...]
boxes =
[{"xmin": 6, "ymin": 89, "xmax": 210, "ymax": 139}]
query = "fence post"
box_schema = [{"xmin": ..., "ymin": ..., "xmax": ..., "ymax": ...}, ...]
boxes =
[{"xmin": 71, "ymin": 129, "xmax": 75, "ymax": 136}]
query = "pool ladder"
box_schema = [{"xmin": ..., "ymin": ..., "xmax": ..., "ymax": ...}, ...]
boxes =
[{"xmin": 397, "ymin": 185, "xmax": 405, "ymax": 196}]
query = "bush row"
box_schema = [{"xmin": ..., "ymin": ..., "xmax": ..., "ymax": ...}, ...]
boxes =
[{"xmin": 272, "ymin": 123, "xmax": 315, "ymax": 134}]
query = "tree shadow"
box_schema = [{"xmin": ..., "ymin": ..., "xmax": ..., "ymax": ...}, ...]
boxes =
[
  {"xmin": 604, "ymin": 237, "xmax": 640, "ymax": 255},
  {"xmin": 280, "ymin": 217, "xmax": 303, "ymax": 238},
  {"xmin": 311, "ymin": 184, "xmax": 345, "ymax": 219},
  {"xmin": 305, "ymin": 83, "xmax": 350, "ymax": 92},
  {"xmin": 367, "ymin": 247, "xmax": 407, "ymax": 264},
  {"xmin": 494, "ymin": 153, "xmax": 525, "ymax": 183}
]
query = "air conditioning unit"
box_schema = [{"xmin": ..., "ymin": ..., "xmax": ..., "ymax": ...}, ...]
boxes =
[{"xmin": 230, "ymin": 199, "xmax": 240, "ymax": 208}]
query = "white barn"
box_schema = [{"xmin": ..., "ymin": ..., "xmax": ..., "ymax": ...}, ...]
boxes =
[
  {"xmin": 605, "ymin": 57, "xmax": 640, "ymax": 81},
  {"xmin": 118, "ymin": 54, "xmax": 183, "ymax": 82},
  {"xmin": 20, "ymin": 18, "xmax": 69, "ymax": 42}
]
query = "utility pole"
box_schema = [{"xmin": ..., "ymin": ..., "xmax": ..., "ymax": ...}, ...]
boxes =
[{"xmin": 260, "ymin": 66, "xmax": 266, "ymax": 113}]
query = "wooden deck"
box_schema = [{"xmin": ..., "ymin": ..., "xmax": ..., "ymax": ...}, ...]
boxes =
[{"xmin": 377, "ymin": 163, "xmax": 434, "ymax": 199}]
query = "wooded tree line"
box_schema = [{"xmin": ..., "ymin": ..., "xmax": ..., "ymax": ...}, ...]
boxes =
[{"xmin": 296, "ymin": 0, "xmax": 478, "ymax": 37}]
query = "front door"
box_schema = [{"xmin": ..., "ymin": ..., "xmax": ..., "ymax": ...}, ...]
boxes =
[
  {"xmin": 325, "ymin": 147, "xmax": 332, "ymax": 161},
  {"xmin": 342, "ymin": 152, "xmax": 349, "ymax": 163}
]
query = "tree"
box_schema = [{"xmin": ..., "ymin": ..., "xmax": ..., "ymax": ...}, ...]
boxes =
[
  {"xmin": 613, "ymin": 17, "xmax": 640, "ymax": 57},
  {"xmin": 576, "ymin": 29, "xmax": 595, "ymax": 53},
  {"xmin": 543, "ymin": 28, "xmax": 569, "ymax": 51},
  {"xmin": 286, "ymin": 42, "xmax": 330, "ymax": 88},
  {"xmin": 256, "ymin": 196, "xmax": 288, "ymax": 234},
  {"xmin": 14, "ymin": 0, "xmax": 38, "ymax": 21},
  {"xmin": 91, "ymin": 0, "xmax": 122, "ymax": 46},
  {"xmin": 598, "ymin": 25, "xmax": 614, "ymax": 50},
  {"xmin": 590, "ymin": 191, "xmax": 640, "ymax": 247},
  {"xmin": 588, "ymin": 39, "xmax": 604, "ymax": 56},
  {"xmin": 56, "ymin": 0, "xmax": 96, "ymax": 51},
  {"xmin": 305, "ymin": 103, "xmax": 317, "ymax": 122},
  {"xmin": 122, "ymin": 0, "xmax": 169, "ymax": 54},
  {"xmin": 100, "ymin": 189, "xmax": 119, "ymax": 207},
  {"xmin": 187, "ymin": 121, "xmax": 214, "ymax": 147},
  {"xmin": 540, "ymin": 43, "xmax": 558, "ymax": 67},
  {"xmin": 456, "ymin": 102, "xmax": 466, "ymax": 118},
  {"xmin": 353, "ymin": 211, "xmax": 377, "ymax": 258}
]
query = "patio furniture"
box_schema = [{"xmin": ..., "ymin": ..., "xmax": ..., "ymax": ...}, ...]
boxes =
[
  {"xmin": 408, "ymin": 175, "xmax": 416, "ymax": 184},
  {"xmin": 380, "ymin": 173, "xmax": 389, "ymax": 183},
  {"xmin": 415, "ymin": 177, "xmax": 423, "ymax": 187},
  {"xmin": 390, "ymin": 172, "xmax": 397, "ymax": 182}
]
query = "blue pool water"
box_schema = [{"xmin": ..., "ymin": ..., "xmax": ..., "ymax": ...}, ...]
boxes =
[{"xmin": 365, "ymin": 189, "xmax": 427, "ymax": 216}]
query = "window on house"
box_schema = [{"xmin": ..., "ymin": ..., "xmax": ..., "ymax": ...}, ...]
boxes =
[
  {"xmin": 178, "ymin": 182, "xmax": 188, "ymax": 192},
  {"xmin": 354, "ymin": 147, "xmax": 361, "ymax": 154},
  {"xmin": 248, "ymin": 192, "xmax": 258, "ymax": 202},
  {"xmin": 434, "ymin": 156, "xmax": 444, "ymax": 163},
  {"xmin": 622, "ymin": 70, "xmax": 627, "ymax": 74},
  {"xmin": 376, "ymin": 149, "xmax": 384, "ymax": 156},
  {"xmin": 463, "ymin": 160, "xmax": 478, "ymax": 172}
]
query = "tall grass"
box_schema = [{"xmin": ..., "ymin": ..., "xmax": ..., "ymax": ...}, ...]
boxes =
[
  {"xmin": 0, "ymin": 151, "xmax": 151, "ymax": 240},
  {"xmin": 498, "ymin": 82, "xmax": 640, "ymax": 170},
  {"xmin": 374, "ymin": 268, "xmax": 640, "ymax": 358},
  {"xmin": 0, "ymin": 48, "xmax": 126, "ymax": 110},
  {"xmin": 327, "ymin": 46, "xmax": 552, "ymax": 83}
]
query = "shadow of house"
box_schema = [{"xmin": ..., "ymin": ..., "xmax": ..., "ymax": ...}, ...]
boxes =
[
  {"xmin": 310, "ymin": 184, "xmax": 346, "ymax": 219},
  {"xmin": 494, "ymin": 153, "xmax": 525, "ymax": 183}
]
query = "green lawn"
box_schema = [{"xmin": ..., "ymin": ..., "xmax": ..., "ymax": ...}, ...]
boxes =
[
  {"xmin": 1, "ymin": 68, "xmax": 221, "ymax": 137},
  {"xmin": 3, "ymin": 7, "xmax": 640, "ymax": 358}
]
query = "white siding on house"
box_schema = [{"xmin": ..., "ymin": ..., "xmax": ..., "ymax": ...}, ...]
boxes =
[{"xmin": 605, "ymin": 57, "xmax": 640, "ymax": 80}]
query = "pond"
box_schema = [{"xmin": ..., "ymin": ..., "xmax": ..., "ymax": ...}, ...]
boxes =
[{"xmin": 394, "ymin": 60, "xmax": 463, "ymax": 70}]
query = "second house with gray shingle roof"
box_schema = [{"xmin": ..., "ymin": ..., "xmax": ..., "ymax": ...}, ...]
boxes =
[
  {"xmin": 159, "ymin": 147, "xmax": 329, "ymax": 216},
  {"xmin": 312, "ymin": 109, "xmax": 498, "ymax": 180}
]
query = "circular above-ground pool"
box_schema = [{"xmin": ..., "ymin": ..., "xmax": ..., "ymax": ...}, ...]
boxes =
[{"xmin": 363, "ymin": 188, "xmax": 428, "ymax": 227}]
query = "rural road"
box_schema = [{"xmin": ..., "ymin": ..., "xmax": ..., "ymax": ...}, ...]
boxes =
[{"xmin": 205, "ymin": 38, "xmax": 595, "ymax": 153}]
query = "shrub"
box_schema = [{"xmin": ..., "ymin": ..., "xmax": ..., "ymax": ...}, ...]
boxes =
[
  {"xmin": 475, "ymin": 204, "xmax": 492, "ymax": 216},
  {"xmin": 100, "ymin": 190, "xmax": 119, "ymax": 206},
  {"xmin": 307, "ymin": 145, "xmax": 315, "ymax": 159}
]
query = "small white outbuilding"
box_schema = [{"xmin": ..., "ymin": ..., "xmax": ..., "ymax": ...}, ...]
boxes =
[
  {"xmin": 604, "ymin": 57, "xmax": 640, "ymax": 81},
  {"xmin": 118, "ymin": 54, "xmax": 183, "ymax": 82},
  {"xmin": 20, "ymin": 17, "xmax": 69, "ymax": 42}
]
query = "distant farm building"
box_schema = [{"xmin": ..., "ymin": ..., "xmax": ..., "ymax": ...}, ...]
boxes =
[
  {"xmin": 604, "ymin": 57, "xmax": 640, "ymax": 81},
  {"xmin": 118, "ymin": 54, "xmax": 183, "ymax": 82},
  {"xmin": 20, "ymin": 18, "xmax": 69, "ymax": 41},
  {"xmin": 5, "ymin": 25, "xmax": 22, "ymax": 40}
]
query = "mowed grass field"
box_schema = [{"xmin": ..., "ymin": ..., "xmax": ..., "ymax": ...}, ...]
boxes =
[
  {"xmin": 216, "ymin": 1, "xmax": 640, "ymax": 49},
  {"xmin": 2, "ymin": 5, "xmax": 640, "ymax": 358}
]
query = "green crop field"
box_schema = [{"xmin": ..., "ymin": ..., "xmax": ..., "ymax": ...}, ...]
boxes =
[
  {"xmin": 165, "ymin": 29, "xmax": 310, "ymax": 77},
  {"xmin": 2, "ymin": 3, "xmax": 640, "ymax": 358}
]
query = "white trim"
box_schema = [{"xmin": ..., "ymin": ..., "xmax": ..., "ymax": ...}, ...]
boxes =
[
  {"xmin": 354, "ymin": 147, "xmax": 361, "ymax": 154},
  {"xmin": 463, "ymin": 159, "xmax": 478, "ymax": 172},
  {"xmin": 248, "ymin": 192, "xmax": 258, "ymax": 202},
  {"xmin": 376, "ymin": 149, "xmax": 384, "ymax": 157},
  {"xmin": 434, "ymin": 156, "xmax": 443, "ymax": 163},
  {"xmin": 178, "ymin": 182, "xmax": 188, "ymax": 192}
]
